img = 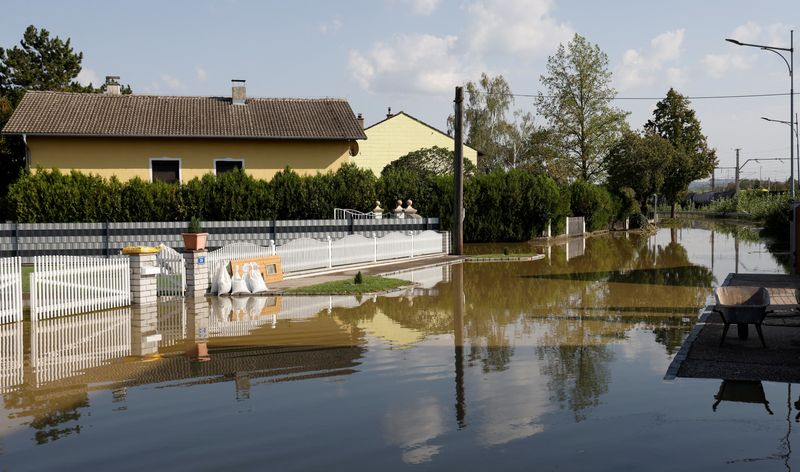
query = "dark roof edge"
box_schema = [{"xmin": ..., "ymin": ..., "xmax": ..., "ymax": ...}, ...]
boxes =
[
  {"xmin": 364, "ymin": 111, "xmax": 479, "ymax": 154},
  {"xmin": 3, "ymin": 131, "xmax": 366, "ymax": 140}
]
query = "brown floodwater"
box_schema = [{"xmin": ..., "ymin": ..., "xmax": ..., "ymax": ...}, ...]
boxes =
[{"xmin": 0, "ymin": 221, "xmax": 796, "ymax": 471}]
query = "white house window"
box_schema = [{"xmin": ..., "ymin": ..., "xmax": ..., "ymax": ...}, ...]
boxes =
[
  {"xmin": 150, "ymin": 159, "xmax": 181, "ymax": 183},
  {"xmin": 215, "ymin": 159, "xmax": 244, "ymax": 175}
]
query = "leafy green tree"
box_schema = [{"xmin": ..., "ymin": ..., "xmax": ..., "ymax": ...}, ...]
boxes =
[
  {"xmin": 0, "ymin": 26, "xmax": 132, "ymax": 213},
  {"xmin": 381, "ymin": 146, "xmax": 476, "ymax": 177},
  {"xmin": 606, "ymin": 131, "xmax": 675, "ymax": 211},
  {"xmin": 644, "ymin": 88, "xmax": 717, "ymax": 217},
  {"xmin": 535, "ymin": 34, "xmax": 629, "ymax": 182}
]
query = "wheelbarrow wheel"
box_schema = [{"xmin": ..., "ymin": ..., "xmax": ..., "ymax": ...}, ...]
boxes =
[{"xmin": 737, "ymin": 323, "xmax": 749, "ymax": 340}]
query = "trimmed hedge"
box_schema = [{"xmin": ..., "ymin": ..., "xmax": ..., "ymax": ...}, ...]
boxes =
[{"xmin": 7, "ymin": 164, "xmax": 618, "ymax": 242}]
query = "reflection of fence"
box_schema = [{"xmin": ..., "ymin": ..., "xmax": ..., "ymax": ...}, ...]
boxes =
[
  {"xmin": 0, "ymin": 257, "xmax": 22, "ymax": 324},
  {"xmin": 0, "ymin": 322, "xmax": 23, "ymax": 392},
  {"xmin": 566, "ymin": 238, "xmax": 586, "ymax": 260},
  {"xmin": 30, "ymin": 256, "xmax": 131, "ymax": 320},
  {"xmin": 156, "ymin": 245, "xmax": 185, "ymax": 297},
  {"xmin": 31, "ymin": 308, "xmax": 131, "ymax": 386},
  {"xmin": 566, "ymin": 217, "xmax": 586, "ymax": 236},
  {"xmin": 157, "ymin": 299, "xmax": 187, "ymax": 347}
]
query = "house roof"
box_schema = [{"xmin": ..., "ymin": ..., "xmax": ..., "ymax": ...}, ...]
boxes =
[
  {"xmin": 364, "ymin": 111, "xmax": 481, "ymax": 155},
  {"xmin": 2, "ymin": 91, "xmax": 367, "ymax": 140}
]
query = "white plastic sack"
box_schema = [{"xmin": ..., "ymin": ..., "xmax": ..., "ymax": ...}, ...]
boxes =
[
  {"xmin": 230, "ymin": 268, "xmax": 251, "ymax": 296},
  {"xmin": 246, "ymin": 266, "xmax": 268, "ymax": 294},
  {"xmin": 215, "ymin": 265, "xmax": 232, "ymax": 295}
]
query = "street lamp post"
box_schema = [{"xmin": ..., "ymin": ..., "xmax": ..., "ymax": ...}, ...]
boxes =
[
  {"xmin": 727, "ymin": 30, "xmax": 794, "ymax": 198},
  {"xmin": 761, "ymin": 115, "xmax": 800, "ymax": 187}
]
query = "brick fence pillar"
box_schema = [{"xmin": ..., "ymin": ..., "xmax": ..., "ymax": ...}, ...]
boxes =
[
  {"xmin": 184, "ymin": 250, "xmax": 209, "ymax": 297},
  {"xmin": 129, "ymin": 253, "xmax": 158, "ymax": 305}
]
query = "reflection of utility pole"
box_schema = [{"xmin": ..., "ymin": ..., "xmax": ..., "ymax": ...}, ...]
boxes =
[
  {"xmin": 735, "ymin": 236, "xmax": 740, "ymax": 274},
  {"xmin": 711, "ymin": 229, "xmax": 715, "ymax": 272},
  {"xmin": 453, "ymin": 262, "xmax": 466, "ymax": 429}
]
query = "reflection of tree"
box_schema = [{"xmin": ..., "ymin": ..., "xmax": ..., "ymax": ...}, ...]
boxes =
[{"xmin": 4, "ymin": 387, "xmax": 89, "ymax": 444}]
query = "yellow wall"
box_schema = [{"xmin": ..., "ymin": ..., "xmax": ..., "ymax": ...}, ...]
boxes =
[
  {"xmin": 355, "ymin": 113, "xmax": 478, "ymax": 176},
  {"xmin": 26, "ymin": 136, "xmax": 353, "ymax": 182}
]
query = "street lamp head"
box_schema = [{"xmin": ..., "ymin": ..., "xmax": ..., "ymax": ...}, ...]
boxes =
[{"xmin": 725, "ymin": 38, "xmax": 743, "ymax": 46}]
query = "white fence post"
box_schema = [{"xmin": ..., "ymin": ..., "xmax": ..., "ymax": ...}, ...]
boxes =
[
  {"xmin": 372, "ymin": 233, "xmax": 377, "ymax": 263},
  {"xmin": 326, "ymin": 236, "xmax": 332, "ymax": 268},
  {"xmin": 270, "ymin": 240, "xmax": 276, "ymax": 256},
  {"xmin": 411, "ymin": 232, "xmax": 415, "ymax": 258}
]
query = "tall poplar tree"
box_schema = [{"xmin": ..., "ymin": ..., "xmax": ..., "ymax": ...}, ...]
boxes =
[
  {"xmin": 644, "ymin": 88, "xmax": 717, "ymax": 217},
  {"xmin": 535, "ymin": 34, "xmax": 628, "ymax": 182}
]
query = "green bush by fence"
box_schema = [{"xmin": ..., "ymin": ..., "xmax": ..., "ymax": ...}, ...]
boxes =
[{"xmin": 7, "ymin": 164, "xmax": 625, "ymax": 242}]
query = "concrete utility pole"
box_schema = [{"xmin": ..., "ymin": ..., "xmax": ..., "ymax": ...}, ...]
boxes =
[
  {"xmin": 453, "ymin": 86, "xmax": 464, "ymax": 255},
  {"xmin": 711, "ymin": 169, "xmax": 715, "ymax": 191},
  {"xmin": 735, "ymin": 148, "xmax": 741, "ymax": 193}
]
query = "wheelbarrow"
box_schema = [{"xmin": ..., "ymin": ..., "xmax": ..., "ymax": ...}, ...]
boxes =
[
  {"xmin": 712, "ymin": 380, "xmax": 773, "ymax": 414},
  {"xmin": 713, "ymin": 286, "xmax": 772, "ymax": 348}
]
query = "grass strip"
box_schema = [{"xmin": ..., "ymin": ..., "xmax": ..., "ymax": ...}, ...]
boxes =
[{"xmin": 286, "ymin": 276, "xmax": 410, "ymax": 295}]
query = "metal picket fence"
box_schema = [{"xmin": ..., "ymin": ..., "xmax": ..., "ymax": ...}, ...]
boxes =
[
  {"xmin": 207, "ymin": 242, "xmax": 275, "ymax": 283},
  {"xmin": 30, "ymin": 255, "xmax": 131, "ymax": 320},
  {"xmin": 566, "ymin": 217, "xmax": 586, "ymax": 236},
  {"xmin": 156, "ymin": 245, "xmax": 185, "ymax": 297},
  {"xmin": 0, "ymin": 257, "xmax": 23, "ymax": 324}
]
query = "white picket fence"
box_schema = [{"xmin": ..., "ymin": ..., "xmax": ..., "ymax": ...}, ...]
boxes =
[
  {"xmin": 156, "ymin": 245, "xmax": 185, "ymax": 297},
  {"xmin": 0, "ymin": 257, "xmax": 23, "ymax": 324},
  {"xmin": 566, "ymin": 216, "xmax": 586, "ymax": 236},
  {"xmin": 30, "ymin": 255, "xmax": 131, "ymax": 320}
]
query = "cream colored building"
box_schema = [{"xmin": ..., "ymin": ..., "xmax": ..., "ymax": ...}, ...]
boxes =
[
  {"xmin": 355, "ymin": 111, "xmax": 479, "ymax": 176},
  {"xmin": 2, "ymin": 79, "xmax": 365, "ymax": 183}
]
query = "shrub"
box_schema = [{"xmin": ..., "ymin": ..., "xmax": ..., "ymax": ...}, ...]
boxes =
[
  {"xmin": 570, "ymin": 180, "xmax": 613, "ymax": 231},
  {"xmin": 354, "ymin": 271, "xmax": 363, "ymax": 284}
]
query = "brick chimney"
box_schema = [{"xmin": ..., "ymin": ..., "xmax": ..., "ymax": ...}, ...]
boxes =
[
  {"xmin": 357, "ymin": 113, "xmax": 364, "ymax": 129},
  {"xmin": 232, "ymin": 79, "xmax": 246, "ymax": 105},
  {"xmin": 105, "ymin": 76, "xmax": 121, "ymax": 95}
]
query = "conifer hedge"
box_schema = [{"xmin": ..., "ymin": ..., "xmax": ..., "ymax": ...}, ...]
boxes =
[{"xmin": 6, "ymin": 164, "xmax": 616, "ymax": 242}]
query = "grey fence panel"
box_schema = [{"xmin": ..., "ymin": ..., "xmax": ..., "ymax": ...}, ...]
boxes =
[{"xmin": 7, "ymin": 218, "xmax": 441, "ymax": 261}]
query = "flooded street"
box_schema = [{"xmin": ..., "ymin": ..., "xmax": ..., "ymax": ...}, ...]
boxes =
[{"xmin": 0, "ymin": 222, "xmax": 796, "ymax": 471}]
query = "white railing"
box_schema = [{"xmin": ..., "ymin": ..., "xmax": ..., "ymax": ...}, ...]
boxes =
[
  {"xmin": 0, "ymin": 257, "xmax": 23, "ymax": 324},
  {"xmin": 31, "ymin": 308, "xmax": 131, "ymax": 386},
  {"xmin": 0, "ymin": 322, "xmax": 23, "ymax": 392},
  {"xmin": 334, "ymin": 208, "xmax": 381, "ymax": 220},
  {"xmin": 377, "ymin": 232, "xmax": 413, "ymax": 260},
  {"xmin": 330, "ymin": 234, "xmax": 375, "ymax": 267},
  {"xmin": 30, "ymin": 255, "xmax": 131, "ymax": 320},
  {"xmin": 276, "ymin": 238, "xmax": 329, "ymax": 272},
  {"xmin": 156, "ymin": 245, "xmax": 185, "ymax": 297},
  {"xmin": 207, "ymin": 242, "xmax": 275, "ymax": 283},
  {"xmin": 414, "ymin": 230, "xmax": 445, "ymax": 256}
]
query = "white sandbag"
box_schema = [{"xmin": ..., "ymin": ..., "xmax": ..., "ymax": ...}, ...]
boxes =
[
  {"xmin": 246, "ymin": 266, "xmax": 268, "ymax": 294},
  {"xmin": 230, "ymin": 269, "xmax": 250, "ymax": 296},
  {"xmin": 216, "ymin": 264, "xmax": 232, "ymax": 295}
]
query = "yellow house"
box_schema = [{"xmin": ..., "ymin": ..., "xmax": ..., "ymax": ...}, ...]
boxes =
[
  {"xmin": 354, "ymin": 111, "xmax": 479, "ymax": 176},
  {"xmin": 2, "ymin": 79, "xmax": 366, "ymax": 183}
]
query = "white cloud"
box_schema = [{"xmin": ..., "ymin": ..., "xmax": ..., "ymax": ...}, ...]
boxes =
[
  {"xmin": 703, "ymin": 22, "xmax": 790, "ymax": 79},
  {"xmin": 349, "ymin": 0, "xmax": 570, "ymax": 94},
  {"xmin": 618, "ymin": 29, "xmax": 684, "ymax": 89},
  {"xmin": 401, "ymin": 0, "xmax": 440, "ymax": 15},
  {"xmin": 319, "ymin": 17, "xmax": 342, "ymax": 34},
  {"xmin": 702, "ymin": 53, "xmax": 752, "ymax": 78},
  {"xmin": 348, "ymin": 33, "xmax": 472, "ymax": 94},
  {"xmin": 160, "ymin": 74, "xmax": 182, "ymax": 90},
  {"xmin": 76, "ymin": 68, "xmax": 99, "ymax": 87},
  {"xmin": 466, "ymin": 0, "xmax": 573, "ymax": 55},
  {"xmin": 195, "ymin": 66, "xmax": 207, "ymax": 81}
]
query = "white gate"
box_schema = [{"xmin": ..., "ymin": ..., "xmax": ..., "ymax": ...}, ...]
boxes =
[
  {"xmin": 30, "ymin": 255, "xmax": 131, "ymax": 320},
  {"xmin": 156, "ymin": 245, "xmax": 185, "ymax": 297},
  {"xmin": 0, "ymin": 257, "xmax": 22, "ymax": 324}
]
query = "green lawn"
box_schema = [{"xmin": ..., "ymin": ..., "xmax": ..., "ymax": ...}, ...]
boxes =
[
  {"xmin": 22, "ymin": 265, "xmax": 33, "ymax": 294},
  {"xmin": 286, "ymin": 276, "xmax": 411, "ymax": 295}
]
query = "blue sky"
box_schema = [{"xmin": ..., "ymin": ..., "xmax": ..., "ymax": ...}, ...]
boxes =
[{"xmin": 2, "ymin": 0, "xmax": 797, "ymax": 181}]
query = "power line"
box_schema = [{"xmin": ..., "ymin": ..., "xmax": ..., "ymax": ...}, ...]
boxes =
[{"xmin": 483, "ymin": 91, "xmax": 799, "ymax": 101}]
